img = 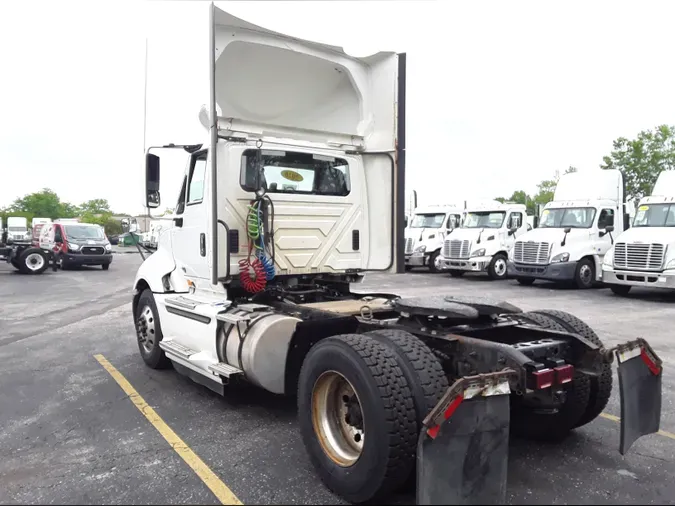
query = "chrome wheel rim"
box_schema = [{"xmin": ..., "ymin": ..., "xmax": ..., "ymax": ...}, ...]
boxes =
[
  {"xmin": 434, "ymin": 255, "xmax": 444, "ymax": 271},
  {"xmin": 25, "ymin": 253, "xmax": 45, "ymax": 271},
  {"xmin": 136, "ymin": 305, "xmax": 156, "ymax": 353},
  {"xmin": 311, "ymin": 371, "xmax": 365, "ymax": 467},
  {"xmin": 579, "ymin": 264, "xmax": 592, "ymax": 285},
  {"xmin": 495, "ymin": 258, "xmax": 507, "ymax": 277}
]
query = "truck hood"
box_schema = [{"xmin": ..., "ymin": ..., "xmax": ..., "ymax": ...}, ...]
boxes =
[
  {"xmin": 614, "ymin": 226, "xmax": 675, "ymax": 245},
  {"xmin": 405, "ymin": 227, "xmax": 445, "ymax": 242},
  {"xmin": 446, "ymin": 228, "xmax": 498, "ymax": 243},
  {"xmin": 516, "ymin": 227, "xmax": 591, "ymax": 245},
  {"xmin": 208, "ymin": 5, "xmax": 401, "ymax": 151}
]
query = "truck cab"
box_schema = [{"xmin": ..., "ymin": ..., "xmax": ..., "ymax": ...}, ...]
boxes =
[
  {"xmin": 404, "ymin": 205, "xmax": 462, "ymax": 272},
  {"xmin": 508, "ymin": 169, "xmax": 628, "ymax": 289},
  {"xmin": 602, "ymin": 171, "xmax": 675, "ymax": 296},
  {"xmin": 440, "ymin": 201, "xmax": 528, "ymax": 279},
  {"xmin": 7, "ymin": 216, "xmax": 30, "ymax": 243}
]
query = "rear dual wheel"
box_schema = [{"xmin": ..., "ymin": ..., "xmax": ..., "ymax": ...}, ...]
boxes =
[{"xmin": 298, "ymin": 331, "xmax": 447, "ymax": 503}]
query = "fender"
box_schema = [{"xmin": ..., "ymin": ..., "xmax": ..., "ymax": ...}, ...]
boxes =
[{"xmin": 134, "ymin": 246, "xmax": 181, "ymax": 293}]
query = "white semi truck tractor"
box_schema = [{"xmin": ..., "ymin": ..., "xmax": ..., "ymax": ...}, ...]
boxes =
[
  {"xmin": 130, "ymin": 4, "xmax": 663, "ymax": 504},
  {"xmin": 602, "ymin": 170, "xmax": 675, "ymax": 296},
  {"xmin": 440, "ymin": 201, "xmax": 529, "ymax": 280},
  {"xmin": 404, "ymin": 204, "xmax": 463, "ymax": 272},
  {"xmin": 508, "ymin": 169, "xmax": 630, "ymax": 289}
]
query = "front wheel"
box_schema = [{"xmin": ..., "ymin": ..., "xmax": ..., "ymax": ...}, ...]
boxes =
[
  {"xmin": 449, "ymin": 270, "xmax": 465, "ymax": 278},
  {"xmin": 297, "ymin": 334, "xmax": 417, "ymax": 504},
  {"xmin": 102, "ymin": 263, "xmax": 110, "ymax": 270},
  {"xmin": 610, "ymin": 284, "xmax": 631, "ymax": 296},
  {"xmin": 488, "ymin": 253, "xmax": 508, "ymax": 280},
  {"xmin": 428, "ymin": 250, "xmax": 443, "ymax": 273},
  {"xmin": 134, "ymin": 289, "xmax": 171, "ymax": 369},
  {"xmin": 517, "ymin": 277, "xmax": 535, "ymax": 286},
  {"xmin": 18, "ymin": 249, "xmax": 49, "ymax": 275},
  {"xmin": 574, "ymin": 258, "xmax": 595, "ymax": 289}
]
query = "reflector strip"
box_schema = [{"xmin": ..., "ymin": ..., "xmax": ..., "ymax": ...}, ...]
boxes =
[
  {"xmin": 426, "ymin": 394, "xmax": 464, "ymax": 439},
  {"xmin": 641, "ymin": 348, "xmax": 661, "ymax": 376}
]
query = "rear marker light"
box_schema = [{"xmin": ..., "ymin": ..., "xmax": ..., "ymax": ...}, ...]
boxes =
[
  {"xmin": 554, "ymin": 364, "xmax": 574, "ymax": 384},
  {"xmin": 533, "ymin": 368, "xmax": 554, "ymax": 389}
]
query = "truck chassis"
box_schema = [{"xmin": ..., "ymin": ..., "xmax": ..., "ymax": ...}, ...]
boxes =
[
  {"xmin": 0, "ymin": 238, "xmax": 57, "ymax": 275},
  {"xmin": 132, "ymin": 281, "xmax": 663, "ymax": 504}
]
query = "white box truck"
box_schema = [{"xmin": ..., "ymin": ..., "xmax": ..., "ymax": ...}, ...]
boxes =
[
  {"xmin": 440, "ymin": 201, "xmax": 529, "ymax": 279},
  {"xmin": 128, "ymin": 4, "xmax": 662, "ymax": 503},
  {"xmin": 602, "ymin": 170, "xmax": 675, "ymax": 295},
  {"xmin": 508, "ymin": 169, "xmax": 630, "ymax": 289},
  {"xmin": 404, "ymin": 205, "xmax": 463, "ymax": 272},
  {"xmin": 7, "ymin": 216, "xmax": 30, "ymax": 242}
]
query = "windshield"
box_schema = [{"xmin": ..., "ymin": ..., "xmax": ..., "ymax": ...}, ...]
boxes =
[
  {"xmin": 8, "ymin": 227, "xmax": 26, "ymax": 232},
  {"xmin": 633, "ymin": 203, "xmax": 675, "ymax": 227},
  {"xmin": 463, "ymin": 211, "xmax": 505, "ymax": 229},
  {"xmin": 65, "ymin": 225, "xmax": 105, "ymax": 240},
  {"xmin": 410, "ymin": 213, "xmax": 446, "ymax": 228},
  {"xmin": 539, "ymin": 207, "xmax": 596, "ymax": 229}
]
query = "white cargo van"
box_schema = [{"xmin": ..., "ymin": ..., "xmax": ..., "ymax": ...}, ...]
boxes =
[
  {"xmin": 508, "ymin": 169, "xmax": 630, "ymax": 289},
  {"xmin": 602, "ymin": 170, "xmax": 675, "ymax": 295},
  {"xmin": 404, "ymin": 205, "xmax": 463, "ymax": 272}
]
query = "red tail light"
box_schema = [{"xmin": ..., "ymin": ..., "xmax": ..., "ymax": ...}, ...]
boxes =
[
  {"xmin": 532, "ymin": 369, "xmax": 554, "ymax": 389},
  {"xmin": 555, "ymin": 364, "xmax": 574, "ymax": 384}
]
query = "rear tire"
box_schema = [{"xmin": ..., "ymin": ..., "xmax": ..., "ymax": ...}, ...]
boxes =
[
  {"xmin": 449, "ymin": 270, "xmax": 465, "ymax": 278},
  {"xmin": 297, "ymin": 334, "xmax": 417, "ymax": 504},
  {"xmin": 102, "ymin": 263, "xmax": 110, "ymax": 270},
  {"xmin": 366, "ymin": 329, "xmax": 449, "ymax": 487},
  {"xmin": 134, "ymin": 289, "xmax": 171, "ymax": 369},
  {"xmin": 18, "ymin": 249, "xmax": 49, "ymax": 275},
  {"xmin": 610, "ymin": 284, "xmax": 631, "ymax": 296},
  {"xmin": 510, "ymin": 311, "xmax": 591, "ymax": 440},
  {"xmin": 530, "ymin": 310, "xmax": 612, "ymax": 429},
  {"xmin": 487, "ymin": 253, "xmax": 508, "ymax": 280},
  {"xmin": 574, "ymin": 257, "xmax": 595, "ymax": 289},
  {"xmin": 516, "ymin": 277, "xmax": 535, "ymax": 286}
]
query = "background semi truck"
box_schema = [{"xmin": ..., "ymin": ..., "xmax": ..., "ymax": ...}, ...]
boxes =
[
  {"xmin": 602, "ymin": 170, "xmax": 675, "ymax": 295},
  {"xmin": 508, "ymin": 169, "xmax": 632, "ymax": 289},
  {"xmin": 130, "ymin": 4, "xmax": 663, "ymax": 504},
  {"xmin": 404, "ymin": 204, "xmax": 463, "ymax": 272},
  {"xmin": 7, "ymin": 216, "xmax": 30, "ymax": 242}
]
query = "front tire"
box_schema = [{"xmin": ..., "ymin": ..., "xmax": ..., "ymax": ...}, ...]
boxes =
[
  {"xmin": 449, "ymin": 270, "xmax": 465, "ymax": 278},
  {"xmin": 134, "ymin": 289, "xmax": 171, "ymax": 369},
  {"xmin": 18, "ymin": 249, "xmax": 49, "ymax": 275},
  {"xmin": 102, "ymin": 263, "xmax": 110, "ymax": 270},
  {"xmin": 428, "ymin": 250, "xmax": 442, "ymax": 273},
  {"xmin": 488, "ymin": 253, "xmax": 508, "ymax": 280},
  {"xmin": 516, "ymin": 277, "xmax": 535, "ymax": 286},
  {"xmin": 297, "ymin": 334, "xmax": 417, "ymax": 504},
  {"xmin": 610, "ymin": 284, "xmax": 631, "ymax": 296},
  {"xmin": 574, "ymin": 258, "xmax": 595, "ymax": 289}
]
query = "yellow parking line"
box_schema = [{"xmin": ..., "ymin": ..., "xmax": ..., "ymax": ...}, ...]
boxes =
[
  {"xmin": 600, "ymin": 412, "xmax": 675, "ymax": 441},
  {"xmin": 94, "ymin": 354, "xmax": 242, "ymax": 505}
]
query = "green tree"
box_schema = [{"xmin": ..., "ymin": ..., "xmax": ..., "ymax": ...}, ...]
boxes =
[
  {"xmin": 79, "ymin": 198, "xmax": 112, "ymax": 215},
  {"xmin": 533, "ymin": 179, "xmax": 557, "ymax": 206},
  {"xmin": 10, "ymin": 188, "xmax": 71, "ymax": 219},
  {"xmin": 600, "ymin": 124, "xmax": 675, "ymax": 201}
]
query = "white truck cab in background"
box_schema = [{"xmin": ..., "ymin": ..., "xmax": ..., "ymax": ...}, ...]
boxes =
[
  {"xmin": 602, "ymin": 170, "xmax": 675, "ymax": 296},
  {"xmin": 404, "ymin": 204, "xmax": 462, "ymax": 272},
  {"xmin": 7, "ymin": 216, "xmax": 30, "ymax": 242},
  {"xmin": 508, "ymin": 169, "xmax": 630, "ymax": 289},
  {"xmin": 441, "ymin": 201, "xmax": 528, "ymax": 279}
]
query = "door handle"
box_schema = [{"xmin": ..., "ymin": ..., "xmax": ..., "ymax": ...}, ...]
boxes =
[
  {"xmin": 173, "ymin": 217, "xmax": 183, "ymax": 227},
  {"xmin": 200, "ymin": 233, "xmax": 206, "ymax": 257}
]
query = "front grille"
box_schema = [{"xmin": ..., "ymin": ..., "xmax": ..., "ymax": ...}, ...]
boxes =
[
  {"xmin": 444, "ymin": 239, "xmax": 471, "ymax": 259},
  {"xmin": 405, "ymin": 238, "xmax": 414, "ymax": 255},
  {"xmin": 514, "ymin": 241, "xmax": 550, "ymax": 264},
  {"xmin": 82, "ymin": 246, "xmax": 105, "ymax": 255},
  {"xmin": 613, "ymin": 242, "xmax": 665, "ymax": 271}
]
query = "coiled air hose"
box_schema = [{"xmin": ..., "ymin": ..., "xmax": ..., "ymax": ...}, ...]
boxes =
[{"xmin": 240, "ymin": 198, "xmax": 275, "ymax": 292}]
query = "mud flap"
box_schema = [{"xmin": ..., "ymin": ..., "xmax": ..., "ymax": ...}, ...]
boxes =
[
  {"xmin": 616, "ymin": 339, "xmax": 663, "ymax": 455},
  {"xmin": 417, "ymin": 370, "xmax": 514, "ymax": 505}
]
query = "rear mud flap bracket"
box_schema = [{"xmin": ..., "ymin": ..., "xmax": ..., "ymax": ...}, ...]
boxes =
[{"xmin": 417, "ymin": 370, "xmax": 515, "ymax": 505}]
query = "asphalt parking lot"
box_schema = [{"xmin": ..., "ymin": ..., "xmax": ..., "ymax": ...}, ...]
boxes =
[{"xmin": 1, "ymin": 253, "xmax": 674, "ymax": 505}]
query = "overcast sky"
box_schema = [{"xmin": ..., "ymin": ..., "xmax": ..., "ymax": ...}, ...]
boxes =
[{"xmin": 1, "ymin": 0, "xmax": 674, "ymax": 215}]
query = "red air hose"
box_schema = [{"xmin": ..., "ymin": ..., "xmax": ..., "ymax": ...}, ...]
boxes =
[{"xmin": 239, "ymin": 257, "xmax": 267, "ymax": 293}]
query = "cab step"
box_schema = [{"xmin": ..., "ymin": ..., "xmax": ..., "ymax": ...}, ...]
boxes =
[
  {"xmin": 165, "ymin": 296, "xmax": 200, "ymax": 310},
  {"xmin": 209, "ymin": 362, "xmax": 243, "ymax": 378},
  {"xmin": 159, "ymin": 340, "xmax": 197, "ymax": 360}
]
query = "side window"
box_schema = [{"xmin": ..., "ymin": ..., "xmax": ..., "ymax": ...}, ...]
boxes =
[
  {"xmin": 508, "ymin": 212, "xmax": 523, "ymax": 229},
  {"xmin": 54, "ymin": 226, "xmax": 63, "ymax": 243},
  {"xmin": 598, "ymin": 208, "xmax": 614, "ymax": 229},
  {"xmin": 240, "ymin": 149, "xmax": 350, "ymax": 196},
  {"xmin": 187, "ymin": 153, "xmax": 207, "ymax": 205}
]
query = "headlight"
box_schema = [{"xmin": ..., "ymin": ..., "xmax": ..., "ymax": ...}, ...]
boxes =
[
  {"xmin": 471, "ymin": 248, "xmax": 486, "ymax": 257},
  {"xmin": 69, "ymin": 243, "xmax": 80, "ymax": 251},
  {"xmin": 551, "ymin": 252, "xmax": 569, "ymax": 263},
  {"xmin": 105, "ymin": 243, "xmax": 112, "ymax": 251},
  {"xmin": 603, "ymin": 248, "xmax": 614, "ymax": 267},
  {"xmin": 415, "ymin": 245, "xmax": 427, "ymax": 253}
]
